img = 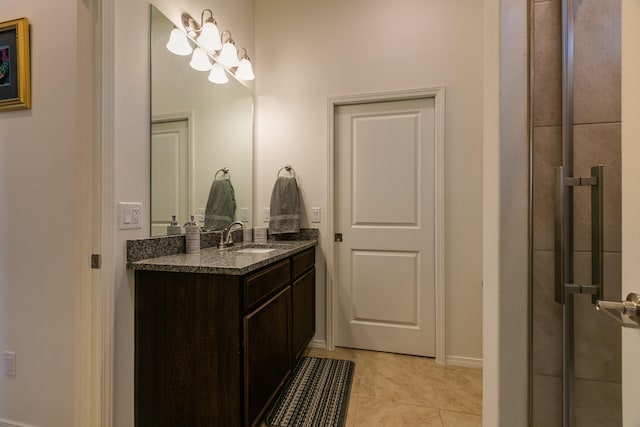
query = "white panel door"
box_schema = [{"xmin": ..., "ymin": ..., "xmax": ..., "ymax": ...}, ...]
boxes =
[
  {"xmin": 335, "ymin": 98, "xmax": 436, "ymax": 357},
  {"xmin": 621, "ymin": 1, "xmax": 640, "ymax": 424},
  {"xmin": 151, "ymin": 120, "xmax": 189, "ymax": 236}
]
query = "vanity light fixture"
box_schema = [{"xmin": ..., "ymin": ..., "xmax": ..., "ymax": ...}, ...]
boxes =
[
  {"xmin": 189, "ymin": 47, "xmax": 212, "ymax": 71},
  {"xmin": 218, "ymin": 31, "xmax": 240, "ymax": 68},
  {"xmin": 182, "ymin": 9, "xmax": 222, "ymax": 52},
  {"xmin": 235, "ymin": 48, "xmax": 255, "ymax": 81},
  {"xmin": 166, "ymin": 28, "xmax": 192, "ymax": 56},
  {"xmin": 167, "ymin": 10, "xmax": 256, "ymax": 83},
  {"xmin": 208, "ymin": 62, "xmax": 229, "ymax": 84}
]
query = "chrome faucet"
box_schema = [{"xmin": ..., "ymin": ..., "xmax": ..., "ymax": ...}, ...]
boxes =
[{"xmin": 219, "ymin": 221, "xmax": 245, "ymax": 248}]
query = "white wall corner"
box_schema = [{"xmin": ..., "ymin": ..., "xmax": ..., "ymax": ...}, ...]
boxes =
[{"xmin": 483, "ymin": 0, "xmax": 530, "ymax": 425}]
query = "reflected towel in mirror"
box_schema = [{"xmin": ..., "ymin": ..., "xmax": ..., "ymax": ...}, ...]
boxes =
[{"xmin": 205, "ymin": 179, "xmax": 236, "ymax": 231}]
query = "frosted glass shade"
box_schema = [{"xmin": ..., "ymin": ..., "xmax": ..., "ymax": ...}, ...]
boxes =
[
  {"xmin": 235, "ymin": 57, "xmax": 255, "ymax": 80},
  {"xmin": 218, "ymin": 42, "xmax": 240, "ymax": 68},
  {"xmin": 189, "ymin": 47, "xmax": 212, "ymax": 71},
  {"xmin": 208, "ymin": 63, "xmax": 229, "ymax": 84},
  {"xmin": 166, "ymin": 29, "xmax": 192, "ymax": 56},
  {"xmin": 198, "ymin": 21, "xmax": 222, "ymax": 52}
]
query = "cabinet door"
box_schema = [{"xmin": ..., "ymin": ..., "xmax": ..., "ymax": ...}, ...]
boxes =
[
  {"xmin": 292, "ymin": 268, "xmax": 316, "ymax": 360},
  {"xmin": 135, "ymin": 271, "xmax": 242, "ymax": 427},
  {"xmin": 244, "ymin": 286, "xmax": 292, "ymax": 427}
]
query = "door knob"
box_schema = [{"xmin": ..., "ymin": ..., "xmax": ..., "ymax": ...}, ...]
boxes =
[{"xmin": 596, "ymin": 292, "xmax": 640, "ymax": 328}]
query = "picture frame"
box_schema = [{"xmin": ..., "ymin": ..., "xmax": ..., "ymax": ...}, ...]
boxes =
[{"xmin": 0, "ymin": 17, "xmax": 31, "ymax": 112}]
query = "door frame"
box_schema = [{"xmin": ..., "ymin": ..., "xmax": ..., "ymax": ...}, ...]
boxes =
[
  {"xmin": 77, "ymin": 0, "xmax": 115, "ymax": 424},
  {"xmin": 621, "ymin": 0, "xmax": 640, "ymax": 423},
  {"xmin": 326, "ymin": 87, "xmax": 446, "ymax": 364}
]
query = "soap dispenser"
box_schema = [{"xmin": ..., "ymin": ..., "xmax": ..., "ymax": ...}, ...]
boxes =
[
  {"xmin": 184, "ymin": 215, "xmax": 200, "ymax": 254},
  {"xmin": 166, "ymin": 215, "xmax": 181, "ymax": 235}
]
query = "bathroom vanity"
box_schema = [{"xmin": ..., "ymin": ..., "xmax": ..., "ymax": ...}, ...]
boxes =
[{"xmin": 129, "ymin": 240, "xmax": 316, "ymax": 427}]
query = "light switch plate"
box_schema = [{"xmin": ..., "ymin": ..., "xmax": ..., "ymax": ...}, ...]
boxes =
[
  {"xmin": 4, "ymin": 351, "xmax": 15, "ymax": 377},
  {"xmin": 311, "ymin": 207, "xmax": 321, "ymax": 223},
  {"xmin": 263, "ymin": 208, "xmax": 270, "ymax": 222},
  {"xmin": 241, "ymin": 207, "xmax": 249, "ymax": 222},
  {"xmin": 118, "ymin": 202, "xmax": 143, "ymax": 230}
]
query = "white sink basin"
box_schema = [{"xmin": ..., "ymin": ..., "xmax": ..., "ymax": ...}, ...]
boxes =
[{"xmin": 234, "ymin": 248, "xmax": 277, "ymax": 254}]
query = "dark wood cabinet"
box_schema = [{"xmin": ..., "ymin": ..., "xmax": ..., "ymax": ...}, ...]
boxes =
[
  {"xmin": 244, "ymin": 286, "xmax": 292, "ymax": 426},
  {"xmin": 291, "ymin": 247, "xmax": 316, "ymax": 360},
  {"xmin": 292, "ymin": 269, "xmax": 316, "ymax": 360},
  {"xmin": 135, "ymin": 246, "xmax": 315, "ymax": 427}
]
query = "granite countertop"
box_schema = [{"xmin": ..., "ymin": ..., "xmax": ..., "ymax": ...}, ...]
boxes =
[{"xmin": 128, "ymin": 240, "xmax": 317, "ymax": 276}]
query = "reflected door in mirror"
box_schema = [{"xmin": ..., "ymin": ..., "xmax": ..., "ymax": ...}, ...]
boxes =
[{"xmin": 151, "ymin": 120, "xmax": 190, "ymax": 236}]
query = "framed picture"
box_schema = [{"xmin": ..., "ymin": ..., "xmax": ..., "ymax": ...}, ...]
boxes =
[{"xmin": 0, "ymin": 17, "xmax": 31, "ymax": 112}]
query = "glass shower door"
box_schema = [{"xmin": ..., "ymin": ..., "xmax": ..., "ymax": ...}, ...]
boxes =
[{"xmin": 530, "ymin": 0, "xmax": 623, "ymax": 425}]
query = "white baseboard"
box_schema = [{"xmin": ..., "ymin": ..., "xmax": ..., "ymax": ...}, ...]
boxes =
[
  {"xmin": 0, "ymin": 419, "xmax": 39, "ymax": 427},
  {"xmin": 309, "ymin": 339, "xmax": 327, "ymax": 349},
  {"xmin": 445, "ymin": 355, "xmax": 483, "ymax": 369}
]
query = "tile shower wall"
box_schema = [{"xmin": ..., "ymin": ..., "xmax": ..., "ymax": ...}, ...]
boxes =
[{"xmin": 531, "ymin": 0, "xmax": 621, "ymax": 425}]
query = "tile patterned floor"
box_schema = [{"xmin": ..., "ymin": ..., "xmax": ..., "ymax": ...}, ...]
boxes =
[{"xmin": 304, "ymin": 347, "xmax": 482, "ymax": 427}]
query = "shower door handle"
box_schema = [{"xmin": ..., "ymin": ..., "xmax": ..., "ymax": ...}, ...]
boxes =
[
  {"xmin": 554, "ymin": 165, "xmax": 604, "ymax": 304},
  {"xmin": 596, "ymin": 292, "xmax": 640, "ymax": 328}
]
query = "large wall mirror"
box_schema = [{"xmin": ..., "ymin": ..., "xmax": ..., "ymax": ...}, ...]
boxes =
[{"xmin": 150, "ymin": 5, "xmax": 253, "ymax": 236}]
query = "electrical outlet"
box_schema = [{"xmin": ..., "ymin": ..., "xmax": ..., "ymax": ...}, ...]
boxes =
[
  {"xmin": 241, "ymin": 207, "xmax": 249, "ymax": 222},
  {"xmin": 118, "ymin": 202, "xmax": 143, "ymax": 230},
  {"xmin": 132, "ymin": 206, "xmax": 141, "ymax": 225},
  {"xmin": 263, "ymin": 208, "xmax": 270, "ymax": 222},
  {"xmin": 4, "ymin": 351, "xmax": 15, "ymax": 377}
]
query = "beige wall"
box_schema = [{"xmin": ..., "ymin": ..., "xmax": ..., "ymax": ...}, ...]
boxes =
[
  {"xmin": 0, "ymin": 1, "xmax": 93, "ymax": 426},
  {"xmin": 254, "ymin": 0, "xmax": 484, "ymax": 361}
]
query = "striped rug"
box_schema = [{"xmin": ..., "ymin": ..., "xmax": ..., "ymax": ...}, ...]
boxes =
[{"xmin": 265, "ymin": 356, "xmax": 355, "ymax": 427}]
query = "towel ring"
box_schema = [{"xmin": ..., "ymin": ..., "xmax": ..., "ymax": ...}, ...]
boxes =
[
  {"xmin": 277, "ymin": 165, "xmax": 296, "ymax": 178},
  {"xmin": 215, "ymin": 167, "xmax": 230, "ymax": 180}
]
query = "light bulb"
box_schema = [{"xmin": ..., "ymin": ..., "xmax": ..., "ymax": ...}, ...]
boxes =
[
  {"xmin": 189, "ymin": 47, "xmax": 212, "ymax": 71},
  {"xmin": 166, "ymin": 28, "xmax": 192, "ymax": 56},
  {"xmin": 198, "ymin": 20, "xmax": 222, "ymax": 52},
  {"xmin": 218, "ymin": 41, "xmax": 240, "ymax": 68},
  {"xmin": 235, "ymin": 57, "xmax": 255, "ymax": 80},
  {"xmin": 208, "ymin": 63, "xmax": 229, "ymax": 84}
]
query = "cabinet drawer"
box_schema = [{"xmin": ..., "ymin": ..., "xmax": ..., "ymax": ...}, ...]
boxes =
[
  {"xmin": 291, "ymin": 248, "xmax": 315, "ymax": 279},
  {"xmin": 244, "ymin": 259, "xmax": 291, "ymax": 310}
]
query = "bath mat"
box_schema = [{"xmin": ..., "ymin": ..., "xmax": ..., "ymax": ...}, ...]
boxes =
[{"xmin": 265, "ymin": 356, "xmax": 355, "ymax": 427}]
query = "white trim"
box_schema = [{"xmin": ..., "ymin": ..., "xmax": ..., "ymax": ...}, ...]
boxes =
[
  {"xmin": 309, "ymin": 339, "xmax": 328, "ymax": 349},
  {"xmin": 0, "ymin": 419, "xmax": 39, "ymax": 427},
  {"xmin": 152, "ymin": 111, "xmax": 196, "ymax": 217},
  {"xmin": 327, "ymin": 87, "xmax": 446, "ymax": 364},
  {"xmin": 97, "ymin": 0, "xmax": 116, "ymax": 425},
  {"xmin": 445, "ymin": 356, "xmax": 483, "ymax": 369},
  {"xmin": 75, "ymin": 0, "xmax": 101, "ymax": 425}
]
